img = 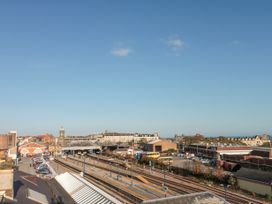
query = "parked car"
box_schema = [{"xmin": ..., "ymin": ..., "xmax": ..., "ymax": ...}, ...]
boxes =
[
  {"xmin": 43, "ymin": 156, "xmax": 49, "ymax": 161},
  {"xmin": 36, "ymin": 163, "xmax": 47, "ymax": 170},
  {"xmin": 32, "ymin": 157, "xmax": 43, "ymax": 164},
  {"xmin": 33, "ymin": 160, "xmax": 43, "ymax": 166},
  {"xmin": 36, "ymin": 168, "xmax": 50, "ymax": 175},
  {"xmin": 177, "ymin": 153, "xmax": 184, "ymax": 157},
  {"xmin": 36, "ymin": 167, "xmax": 48, "ymax": 173},
  {"xmin": 201, "ymin": 159, "xmax": 210, "ymax": 165}
]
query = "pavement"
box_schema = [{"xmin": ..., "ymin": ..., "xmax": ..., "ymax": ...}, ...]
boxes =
[{"xmin": 18, "ymin": 157, "xmax": 36, "ymax": 175}]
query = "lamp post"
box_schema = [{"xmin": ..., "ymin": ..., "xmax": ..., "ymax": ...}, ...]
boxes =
[
  {"xmin": 15, "ymin": 141, "xmax": 19, "ymax": 168},
  {"xmin": 162, "ymin": 168, "xmax": 168, "ymax": 198},
  {"xmin": 82, "ymin": 153, "xmax": 86, "ymax": 175},
  {"xmin": 163, "ymin": 168, "xmax": 166, "ymax": 188}
]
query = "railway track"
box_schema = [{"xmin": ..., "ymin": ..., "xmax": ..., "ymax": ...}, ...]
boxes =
[
  {"xmin": 134, "ymin": 168, "xmax": 262, "ymax": 204},
  {"xmin": 149, "ymin": 168, "xmax": 266, "ymax": 204},
  {"xmin": 85, "ymin": 154, "xmax": 267, "ymax": 204},
  {"xmin": 54, "ymin": 158, "xmax": 144, "ymax": 204},
  {"xmin": 65, "ymin": 156, "xmax": 194, "ymax": 195}
]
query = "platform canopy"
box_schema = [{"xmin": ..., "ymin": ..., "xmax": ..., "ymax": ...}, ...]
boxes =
[
  {"xmin": 55, "ymin": 172, "xmax": 121, "ymax": 204},
  {"xmin": 61, "ymin": 146, "xmax": 101, "ymax": 151}
]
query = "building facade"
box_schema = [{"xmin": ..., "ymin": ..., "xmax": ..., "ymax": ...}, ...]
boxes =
[
  {"xmin": 185, "ymin": 144, "xmax": 253, "ymax": 159},
  {"xmin": 228, "ymin": 135, "xmax": 270, "ymax": 146},
  {"xmin": 0, "ymin": 131, "xmax": 17, "ymax": 150},
  {"xmin": 64, "ymin": 131, "xmax": 159, "ymax": 145},
  {"xmin": 19, "ymin": 142, "xmax": 47, "ymax": 157},
  {"xmin": 59, "ymin": 127, "xmax": 65, "ymax": 146},
  {"xmin": 144, "ymin": 139, "xmax": 177, "ymax": 152}
]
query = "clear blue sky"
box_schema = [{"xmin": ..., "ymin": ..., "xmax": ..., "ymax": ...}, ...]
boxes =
[{"xmin": 0, "ymin": 1, "xmax": 272, "ymax": 137}]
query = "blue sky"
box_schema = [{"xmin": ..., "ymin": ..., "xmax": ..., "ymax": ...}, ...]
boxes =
[{"xmin": 0, "ymin": 1, "xmax": 272, "ymax": 137}]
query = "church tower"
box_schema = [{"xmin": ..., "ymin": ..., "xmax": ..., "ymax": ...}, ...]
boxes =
[{"xmin": 59, "ymin": 127, "xmax": 65, "ymax": 146}]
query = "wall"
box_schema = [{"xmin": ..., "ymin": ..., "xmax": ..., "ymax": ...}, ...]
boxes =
[
  {"xmin": 0, "ymin": 136, "xmax": 9, "ymax": 149},
  {"xmin": 0, "ymin": 133, "xmax": 16, "ymax": 150},
  {"xmin": 237, "ymin": 178, "xmax": 272, "ymax": 197},
  {"xmin": 145, "ymin": 140, "xmax": 177, "ymax": 152},
  {"xmin": 0, "ymin": 169, "xmax": 14, "ymax": 198}
]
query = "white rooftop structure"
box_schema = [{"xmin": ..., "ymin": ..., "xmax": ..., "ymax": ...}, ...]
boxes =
[
  {"xmin": 27, "ymin": 188, "xmax": 49, "ymax": 204},
  {"xmin": 62, "ymin": 145, "xmax": 101, "ymax": 151},
  {"xmin": 217, "ymin": 149, "xmax": 252, "ymax": 155},
  {"xmin": 55, "ymin": 172, "xmax": 122, "ymax": 204}
]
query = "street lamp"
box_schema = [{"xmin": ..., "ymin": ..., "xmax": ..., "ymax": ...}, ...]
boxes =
[
  {"xmin": 82, "ymin": 153, "xmax": 86, "ymax": 175},
  {"xmin": 163, "ymin": 167, "xmax": 166, "ymax": 187},
  {"xmin": 162, "ymin": 170, "xmax": 168, "ymax": 198}
]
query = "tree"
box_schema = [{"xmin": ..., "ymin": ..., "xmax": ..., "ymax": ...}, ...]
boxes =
[{"xmin": 138, "ymin": 138, "xmax": 148, "ymax": 149}]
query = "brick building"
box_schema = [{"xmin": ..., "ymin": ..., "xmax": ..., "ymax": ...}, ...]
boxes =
[
  {"xmin": 144, "ymin": 139, "xmax": 177, "ymax": 152},
  {"xmin": 0, "ymin": 131, "xmax": 17, "ymax": 150},
  {"xmin": 0, "ymin": 131, "xmax": 17, "ymax": 159}
]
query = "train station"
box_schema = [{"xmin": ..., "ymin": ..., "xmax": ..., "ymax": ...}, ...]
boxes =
[{"xmin": 61, "ymin": 145, "xmax": 102, "ymax": 155}]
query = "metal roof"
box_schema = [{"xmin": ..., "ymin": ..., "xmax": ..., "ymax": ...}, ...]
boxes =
[{"xmin": 55, "ymin": 172, "xmax": 122, "ymax": 204}]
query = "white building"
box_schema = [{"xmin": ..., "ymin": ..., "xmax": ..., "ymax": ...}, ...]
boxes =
[{"xmin": 96, "ymin": 132, "xmax": 159, "ymax": 144}]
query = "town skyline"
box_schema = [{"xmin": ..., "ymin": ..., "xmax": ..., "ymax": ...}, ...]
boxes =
[{"xmin": 5, "ymin": 128, "xmax": 272, "ymax": 139}]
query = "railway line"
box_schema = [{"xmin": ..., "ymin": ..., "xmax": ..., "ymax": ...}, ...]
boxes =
[
  {"xmin": 84, "ymin": 154, "xmax": 267, "ymax": 204},
  {"xmin": 134, "ymin": 168, "xmax": 263, "ymax": 204},
  {"xmin": 64, "ymin": 155, "xmax": 194, "ymax": 195},
  {"xmin": 54, "ymin": 158, "xmax": 144, "ymax": 204},
  {"xmin": 148, "ymin": 168, "xmax": 266, "ymax": 204}
]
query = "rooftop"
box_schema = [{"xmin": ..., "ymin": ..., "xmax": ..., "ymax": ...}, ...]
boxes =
[
  {"xmin": 55, "ymin": 172, "xmax": 122, "ymax": 204},
  {"xmin": 235, "ymin": 168, "xmax": 272, "ymax": 184},
  {"xmin": 62, "ymin": 145, "xmax": 101, "ymax": 151}
]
